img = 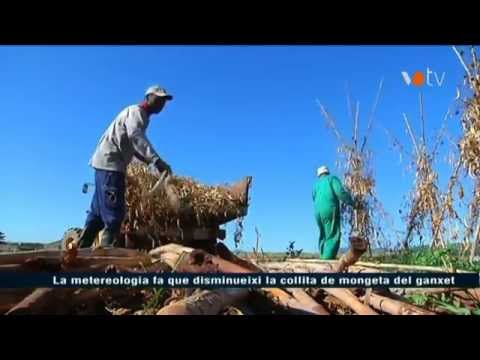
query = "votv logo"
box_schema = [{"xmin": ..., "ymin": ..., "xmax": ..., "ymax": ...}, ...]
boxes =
[{"xmin": 401, "ymin": 67, "xmax": 446, "ymax": 87}]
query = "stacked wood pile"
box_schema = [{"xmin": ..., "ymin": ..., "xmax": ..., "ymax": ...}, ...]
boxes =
[{"xmin": 1, "ymin": 241, "xmax": 477, "ymax": 315}]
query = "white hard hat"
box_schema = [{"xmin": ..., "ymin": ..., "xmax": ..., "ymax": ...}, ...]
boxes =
[
  {"xmin": 317, "ymin": 166, "xmax": 330, "ymax": 177},
  {"xmin": 145, "ymin": 85, "xmax": 173, "ymax": 100}
]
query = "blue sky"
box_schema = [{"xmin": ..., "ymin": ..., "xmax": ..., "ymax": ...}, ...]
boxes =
[{"xmin": 0, "ymin": 46, "xmax": 469, "ymax": 251}]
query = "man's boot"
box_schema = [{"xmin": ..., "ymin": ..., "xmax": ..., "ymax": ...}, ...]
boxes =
[
  {"xmin": 77, "ymin": 221, "xmax": 103, "ymax": 248},
  {"xmin": 99, "ymin": 228, "xmax": 119, "ymax": 248}
]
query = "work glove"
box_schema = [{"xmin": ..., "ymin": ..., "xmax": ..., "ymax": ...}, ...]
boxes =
[{"xmin": 154, "ymin": 158, "xmax": 172, "ymax": 176}]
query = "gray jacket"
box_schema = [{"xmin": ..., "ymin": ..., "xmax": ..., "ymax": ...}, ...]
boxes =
[{"xmin": 89, "ymin": 105, "xmax": 161, "ymax": 173}]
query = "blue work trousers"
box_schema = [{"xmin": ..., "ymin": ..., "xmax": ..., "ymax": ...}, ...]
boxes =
[{"xmin": 85, "ymin": 169, "xmax": 126, "ymax": 234}]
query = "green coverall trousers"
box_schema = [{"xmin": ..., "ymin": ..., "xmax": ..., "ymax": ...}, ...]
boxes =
[
  {"xmin": 313, "ymin": 174, "xmax": 354, "ymax": 260},
  {"xmin": 315, "ymin": 206, "xmax": 341, "ymax": 260}
]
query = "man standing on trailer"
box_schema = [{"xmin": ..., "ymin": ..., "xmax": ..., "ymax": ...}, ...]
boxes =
[
  {"xmin": 312, "ymin": 166, "xmax": 356, "ymax": 259},
  {"xmin": 77, "ymin": 85, "xmax": 174, "ymax": 248}
]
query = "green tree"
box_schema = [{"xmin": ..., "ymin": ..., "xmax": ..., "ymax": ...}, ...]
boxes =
[{"xmin": 0, "ymin": 232, "xmax": 6, "ymax": 241}]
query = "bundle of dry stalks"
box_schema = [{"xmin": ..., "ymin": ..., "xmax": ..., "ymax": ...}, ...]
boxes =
[
  {"xmin": 453, "ymin": 46, "xmax": 480, "ymax": 259},
  {"xmin": 404, "ymin": 143, "xmax": 444, "ymax": 248},
  {"xmin": 318, "ymin": 79, "xmax": 385, "ymax": 247},
  {"xmin": 397, "ymin": 90, "xmax": 459, "ymax": 250},
  {"xmin": 454, "ymin": 47, "xmax": 480, "ymax": 179},
  {"xmin": 123, "ymin": 164, "xmax": 247, "ymax": 237},
  {"xmin": 340, "ymin": 145, "xmax": 377, "ymax": 242},
  {"xmin": 465, "ymin": 181, "xmax": 480, "ymax": 253}
]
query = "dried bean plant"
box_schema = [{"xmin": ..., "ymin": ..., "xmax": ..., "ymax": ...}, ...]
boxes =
[
  {"xmin": 122, "ymin": 163, "xmax": 247, "ymax": 242},
  {"xmin": 383, "ymin": 90, "xmax": 461, "ymax": 250},
  {"xmin": 400, "ymin": 92, "xmax": 457, "ymax": 250},
  {"xmin": 453, "ymin": 46, "xmax": 480, "ymax": 260},
  {"xmin": 318, "ymin": 79, "xmax": 386, "ymax": 250}
]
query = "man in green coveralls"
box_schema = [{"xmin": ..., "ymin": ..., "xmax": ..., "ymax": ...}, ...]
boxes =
[{"xmin": 312, "ymin": 166, "xmax": 356, "ymax": 259}]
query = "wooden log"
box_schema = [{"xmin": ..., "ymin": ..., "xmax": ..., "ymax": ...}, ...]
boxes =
[
  {"xmin": 323, "ymin": 288, "xmax": 378, "ymax": 315},
  {"xmin": 253, "ymin": 288, "xmax": 328, "ymax": 315},
  {"xmin": 144, "ymin": 261, "xmax": 172, "ymax": 273},
  {"xmin": 288, "ymin": 289, "xmax": 330, "ymax": 315},
  {"xmin": 0, "ymin": 257, "xmax": 63, "ymax": 272},
  {"xmin": 286, "ymin": 259, "xmax": 472, "ymax": 273},
  {"xmin": 259, "ymin": 261, "xmax": 385, "ymax": 276},
  {"xmin": 157, "ymin": 288, "xmax": 250, "ymax": 315},
  {"xmin": 0, "ymin": 264, "xmax": 33, "ymax": 271},
  {"xmin": 402, "ymin": 287, "xmax": 465, "ymax": 295},
  {"xmin": 177, "ymin": 250, "xmax": 330, "ymax": 314},
  {"xmin": 150, "ymin": 244, "xmax": 329, "ymax": 315},
  {"xmin": 323, "ymin": 294, "xmax": 356, "ymax": 314},
  {"xmin": 0, "ymin": 248, "xmax": 146, "ymax": 266},
  {"xmin": 363, "ymin": 292, "xmax": 435, "ymax": 315},
  {"xmin": 177, "ymin": 250, "xmax": 251, "ymax": 273},
  {"xmin": 5, "ymin": 288, "xmax": 77, "ymax": 315},
  {"xmin": 149, "ymin": 243, "xmax": 194, "ymax": 268},
  {"xmin": 0, "ymin": 250, "xmax": 63, "ymax": 265},
  {"xmin": 69, "ymin": 256, "xmax": 152, "ymax": 269},
  {"xmin": 258, "ymin": 261, "xmax": 383, "ymax": 274},
  {"xmin": 466, "ymin": 289, "xmax": 480, "ymax": 302},
  {"xmin": 333, "ymin": 236, "xmax": 368, "ymax": 272},
  {"xmin": 222, "ymin": 306, "xmax": 245, "ymax": 315},
  {"xmin": 452, "ymin": 291, "xmax": 474, "ymax": 302},
  {"xmin": 79, "ymin": 248, "xmax": 147, "ymax": 258},
  {"xmin": 350, "ymin": 262, "xmax": 472, "ymax": 273},
  {"xmin": 453, "ymin": 289, "xmax": 480, "ymax": 303},
  {"xmin": 151, "ymin": 244, "xmax": 251, "ymax": 273},
  {"xmin": 215, "ymin": 242, "xmax": 264, "ymax": 272},
  {"xmin": 67, "ymin": 289, "xmax": 110, "ymax": 315},
  {"xmin": 259, "ymin": 262, "xmax": 378, "ymax": 315},
  {"xmin": 0, "ymin": 289, "xmax": 35, "ymax": 314},
  {"xmin": 4, "ymin": 287, "xmax": 136, "ymax": 316},
  {"xmin": 0, "ymin": 256, "xmax": 151, "ymax": 273},
  {"xmin": 246, "ymin": 259, "xmax": 373, "ymax": 315},
  {"xmin": 257, "ymin": 261, "xmax": 335, "ymax": 273},
  {"xmin": 84, "ymin": 289, "xmax": 142, "ymax": 315}
]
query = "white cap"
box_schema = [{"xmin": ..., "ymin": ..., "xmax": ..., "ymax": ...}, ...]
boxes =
[
  {"xmin": 317, "ymin": 166, "xmax": 329, "ymax": 177},
  {"xmin": 145, "ymin": 85, "xmax": 173, "ymax": 100}
]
